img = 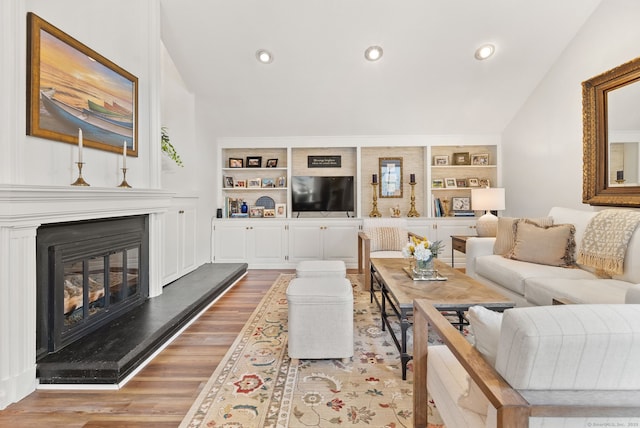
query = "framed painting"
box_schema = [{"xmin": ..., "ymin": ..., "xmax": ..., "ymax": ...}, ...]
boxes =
[
  {"xmin": 379, "ymin": 157, "xmax": 403, "ymax": 198},
  {"xmin": 26, "ymin": 13, "xmax": 138, "ymax": 156}
]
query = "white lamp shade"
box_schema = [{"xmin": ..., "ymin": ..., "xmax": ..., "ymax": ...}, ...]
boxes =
[
  {"xmin": 471, "ymin": 188, "xmax": 505, "ymax": 211},
  {"xmin": 471, "ymin": 188, "xmax": 505, "ymax": 237}
]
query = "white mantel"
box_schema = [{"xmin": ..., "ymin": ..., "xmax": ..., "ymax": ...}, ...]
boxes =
[{"xmin": 0, "ymin": 185, "xmax": 173, "ymax": 409}]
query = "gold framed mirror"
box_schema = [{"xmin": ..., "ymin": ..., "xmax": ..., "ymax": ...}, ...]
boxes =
[{"xmin": 583, "ymin": 56, "xmax": 640, "ymax": 207}]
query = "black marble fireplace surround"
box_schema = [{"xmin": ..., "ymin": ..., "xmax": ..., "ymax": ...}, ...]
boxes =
[
  {"xmin": 35, "ymin": 216, "xmax": 248, "ymax": 384},
  {"xmin": 36, "ymin": 215, "xmax": 150, "ymax": 360}
]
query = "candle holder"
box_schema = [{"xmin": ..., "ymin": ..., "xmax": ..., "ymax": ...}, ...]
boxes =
[
  {"xmin": 369, "ymin": 182, "xmax": 382, "ymax": 217},
  {"xmin": 406, "ymin": 181, "xmax": 420, "ymax": 217},
  {"xmin": 71, "ymin": 162, "xmax": 90, "ymax": 186},
  {"xmin": 118, "ymin": 168, "xmax": 132, "ymax": 188}
]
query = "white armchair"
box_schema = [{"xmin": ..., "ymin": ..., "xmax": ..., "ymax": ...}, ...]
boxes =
[
  {"xmin": 357, "ymin": 218, "xmax": 423, "ymax": 290},
  {"xmin": 413, "ymin": 301, "xmax": 640, "ymax": 428}
]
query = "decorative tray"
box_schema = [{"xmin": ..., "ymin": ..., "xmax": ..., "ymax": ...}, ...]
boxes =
[{"xmin": 403, "ymin": 267, "xmax": 448, "ymax": 281}]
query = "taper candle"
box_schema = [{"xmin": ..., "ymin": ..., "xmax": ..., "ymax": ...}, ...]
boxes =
[
  {"xmin": 122, "ymin": 141, "xmax": 127, "ymax": 168},
  {"xmin": 78, "ymin": 128, "xmax": 83, "ymax": 163},
  {"xmin": 410, "ymin": 173, "xmax": 415, "ymax": 182},
  {"xmin": 372, "ymin": 174, "xmax": 378, "ymax": 184}
]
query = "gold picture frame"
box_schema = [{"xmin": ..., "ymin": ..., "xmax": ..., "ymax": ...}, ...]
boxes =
[{"xmin": 26, "ymin": 13, "xmax": 138, "ymax": 156}]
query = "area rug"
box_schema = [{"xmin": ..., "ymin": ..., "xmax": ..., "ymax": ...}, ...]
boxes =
[{"xmin": 180, "ymin": 274, "xmax": 446, "ymax": 428}]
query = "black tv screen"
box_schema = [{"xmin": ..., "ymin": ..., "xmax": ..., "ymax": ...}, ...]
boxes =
[{"xmin": 291, "ymin": 176, "xmax": 355, "ymax": 212}]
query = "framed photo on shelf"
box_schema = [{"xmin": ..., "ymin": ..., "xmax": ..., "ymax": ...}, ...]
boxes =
[
  {"xmin": 229, "ymin": 158, "xmax": 243, "ymax": 168},
  {"xmin": 471, "ymin": 153, "xmax": 490, "ymax": 165},
  {"xmin": 432, "ymin": 178, "xmax": 444, "ymax": 188},
  {"xmin": 379, "ymin": 157, "xmax": 403, "ymax": 198},
  {"xmin": 468, "ymin": 177, "xmax": 480, "ymax": 187},
  {"xmin": 248, "ymin": 178, "xmax": 262, "ymax": 188},
  {"xmin": 479, "ymin": 178, "xmax": 491, "ymax": 188},
  {"xmin": 263, "ymin": 208, "xmax": 275, "ymax": 218},
  {"xmin": 453, "ymin": 152, "xmax": 470, "ymax": 165},
  {"xmin": 456, "ymin": 178, "xmax": 467, "ymax": 188},
  {"xmin": 234, "ymin": 179, "xmax": 246, "ymax": 188},
  {"xmin": 451, "ymin": 196, "xmax": 471, "ymax": 211},
  {"xmin": 261, "ymin": 177, "xmax": 275, "ymax": 188},
  {"xmin": 433, "ymin": 155, "xmax": 449, "ymax": 166},
  {"xmin": 445, "ymin": 178, "xmax": 457, "ymax": 188},
  {"xmin": 275, "ymin": 203, "xmax": 286, "ymax": 218},
  {"xmin": 249, "ymin": 206, "xmax": 264, "ymax": 218},
  {"xmin": 266, "ymin": 158, "xmax": 278, "ymax": 168},
  {"xmin": 246, "ymin": 156, "xmax": 262, "ymax": 167},
  {"xmin": 224, "ymin": 176, "xmax": 234, "ymax": 188},
  {"xmin": 276, "ymin": 176, "xmax": 287, "ymax": 187}
]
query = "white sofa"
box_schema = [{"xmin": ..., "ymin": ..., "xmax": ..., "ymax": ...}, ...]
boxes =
[{"xmin": 466, "ymin": 206, "xmax": 640, "ymax": 307}]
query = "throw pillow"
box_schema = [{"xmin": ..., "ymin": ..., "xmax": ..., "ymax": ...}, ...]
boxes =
[
  {"xmin": 467, "ymin": 305, "xmax": 503, "ymax": 366},
  {"xmin": 367, "ymin": 226, "xmax": 406, "ymax": 252},
  {"xmin": 457, "ymin": 306, "xmax": 504, "ymax": 416},
  {"xmin": 493, "ymin": 216, "xmax": 554, "ymax": 255},
  {"xmin": 506, "ymin": 220, "xmax": 576, "ymax": 267}
]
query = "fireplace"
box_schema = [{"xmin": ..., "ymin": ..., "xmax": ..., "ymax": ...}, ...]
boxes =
[{"xmin": 36, "ymin": 215, "xmax": 149, "ymax": 360}]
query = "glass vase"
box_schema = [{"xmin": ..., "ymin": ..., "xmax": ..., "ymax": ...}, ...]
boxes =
[{"xmin": 413, "ymin": 257, "xmax": 435, "ymax": 278}]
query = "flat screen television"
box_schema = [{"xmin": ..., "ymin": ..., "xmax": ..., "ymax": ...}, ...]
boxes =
[{"xmin": 291, "ymin": 176, "xmax": 355, "ymax": 213}]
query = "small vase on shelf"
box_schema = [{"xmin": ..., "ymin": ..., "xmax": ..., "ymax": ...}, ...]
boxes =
[{"xmin": 241, "ymin": 201, "xmax": 248, "ymax": 214}]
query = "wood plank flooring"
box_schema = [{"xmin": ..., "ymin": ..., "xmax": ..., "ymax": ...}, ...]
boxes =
[{"xmin": 0, "ymin": 269, "xmax": 287, "ymax": 428}]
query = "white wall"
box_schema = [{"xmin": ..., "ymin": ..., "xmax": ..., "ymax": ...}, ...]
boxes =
[{"xmin": 502, "ymin": 0, "xmax": 640, "ymax": 217}]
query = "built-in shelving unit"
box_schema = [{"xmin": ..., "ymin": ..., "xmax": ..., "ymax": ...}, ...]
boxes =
[{"xmin": 429, "ymin": 145, "xmax": 498, "ymax": 217}]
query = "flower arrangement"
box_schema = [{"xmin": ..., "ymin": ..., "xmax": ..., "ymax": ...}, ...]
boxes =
[{"xmin": 402, "ymin": 236, "xmax": 444, "ymax": 261}]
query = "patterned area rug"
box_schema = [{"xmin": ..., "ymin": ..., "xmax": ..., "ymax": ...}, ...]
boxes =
[{"xmin": 180, "ymin": 274, "xmax": 446, "ymax": 428}]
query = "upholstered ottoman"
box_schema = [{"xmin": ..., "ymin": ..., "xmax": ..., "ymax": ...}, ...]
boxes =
[
  {"xmin": 286, "ymin": 277, "xmax": 353, "ymax": 362},
  {"xmin": 296, "ymin": 260, "xmax": 346, "ymax": 277}
]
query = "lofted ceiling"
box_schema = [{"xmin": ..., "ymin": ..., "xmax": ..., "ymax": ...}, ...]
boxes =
[{"xmin": 160, "ymin": 0, "xmax": 602, "ymax": 138}]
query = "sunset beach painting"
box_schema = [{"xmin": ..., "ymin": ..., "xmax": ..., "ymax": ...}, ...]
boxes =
[{"xmin": 27, "ymin": 13, "xmax": 138, "ymax": 156}]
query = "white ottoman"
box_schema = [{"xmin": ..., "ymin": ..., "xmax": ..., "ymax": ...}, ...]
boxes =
[
  {"xmin": 286, "ymin": 277, "xmax": 353, "ymax": 362},
  {"xmin": 296, "ymin": 260, "xmax": 346, "ymax": 277}
]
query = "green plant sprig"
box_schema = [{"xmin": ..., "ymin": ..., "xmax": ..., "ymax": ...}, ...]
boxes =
[{"xmin": 161, "ymin": 127, "xmax": 184, "ymax": 167}]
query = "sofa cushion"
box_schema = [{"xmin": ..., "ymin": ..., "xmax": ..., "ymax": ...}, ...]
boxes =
[
  {"xmin": 524, "ymin": 277, "xmax": 633, "ymax": 306},
  {"xmin": 493, "ymin": 216, "xmax": 553, "ymax": 255},
  {"xmin": 458, "ymin": 306, "xmax": 504, "ymax": 417},
  {"xmin": 475, "ymin": 255, "xmax": 596, "ymax": 296},
  {"xmin": 506, "ymin": 220, "xmax": 576, "ymax": 267},
  {"xmin": 612, "ymin": 227, "xmax": 640, "ymax": 284}
]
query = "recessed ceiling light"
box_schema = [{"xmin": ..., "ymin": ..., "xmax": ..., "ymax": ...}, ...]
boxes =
[
  {"xmin": 256, "ymin": 49, "xmax": 274, "ymax": 64},
  {"xmin": 364, "ymin": 46, "xmax": 383, "ymax": 62},
  {"xmin": 474, "ymin": 44, "xmax": 495, "ymax": 60}
]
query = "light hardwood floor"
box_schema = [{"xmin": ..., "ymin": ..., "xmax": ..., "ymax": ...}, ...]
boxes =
[{"xmin": 0, "ymin": 269, "xmax": 288, "ymax": 428}]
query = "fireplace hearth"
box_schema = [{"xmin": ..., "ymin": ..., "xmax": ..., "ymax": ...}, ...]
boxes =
[{"xmin": 36, "ymin": 216, "xmax": 149, "ymax": 359}]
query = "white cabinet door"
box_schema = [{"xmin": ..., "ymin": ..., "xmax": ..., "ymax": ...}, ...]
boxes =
[
  {"xmin": 322, "ymin": 222, "xmax": 359, "ymax": 263},
  {"xmin": 435, "ymin": 219, "xmax": 477, "ymax": 266},
  {"xmin": 288, "ymin": 223, "xmax": 323, "ymax": 262},
  {"xmin": 163, "ymin": 198, "xmax": 199, "ymax": 285},
  {"xmin": 249, "ymin": 223, "xmax": 287, "ymax": 266},
  {"xmin": 163, "ymin": 208, "xmax": 180, "ymax": 282},
  {"xmin": 213, "ymin": 222, "xmax": 250, "ymax": 263},
  {"xmin": 180, "ymin": 207, "xmax": 197, "ymax": 273}
]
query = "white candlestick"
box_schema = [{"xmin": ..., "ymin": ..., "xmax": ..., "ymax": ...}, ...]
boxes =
[
  {"xmin": 78, "ymin": 128, "xmax": 83, "ymax": 163},
  {"xmin": 122, "ymin": 141, "xmax": 127, "ymax": 168}
]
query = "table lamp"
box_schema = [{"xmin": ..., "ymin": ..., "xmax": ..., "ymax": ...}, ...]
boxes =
[{"xmin": 471, "ymin": 187, "xmax": 505, "ymax": 237}]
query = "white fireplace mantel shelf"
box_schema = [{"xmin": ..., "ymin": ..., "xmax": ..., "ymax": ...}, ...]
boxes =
[{"xmin": 0, "ymin": 184, "xmax": 174, "ymax": 226}]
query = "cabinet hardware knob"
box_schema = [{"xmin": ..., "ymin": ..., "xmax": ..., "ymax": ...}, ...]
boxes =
[{"xmin": 179, "ymin": 210, "xmax": 184, "ymax": 214}]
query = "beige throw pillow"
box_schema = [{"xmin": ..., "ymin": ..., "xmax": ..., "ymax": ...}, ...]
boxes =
[
  {"xmin": 367, "ymin": 227, "xmax": 406, "ymax": 252},
  {"xmin": 493, "ymin": 216, "xmax": 553, "ymax": 255},
  {"xmin": 506, "ymin": 220, "xmax": 576, "ymax": 267}
]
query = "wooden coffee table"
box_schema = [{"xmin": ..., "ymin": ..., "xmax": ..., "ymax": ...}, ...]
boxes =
[{"xmin": 370, "ymin": 258, "xmax": 514, "ymax": 379}]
